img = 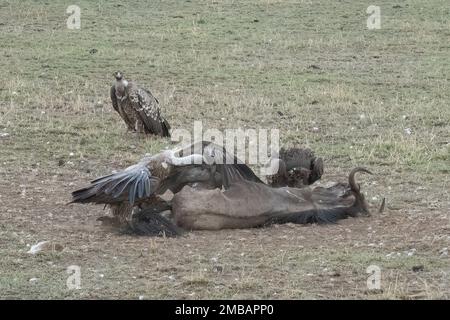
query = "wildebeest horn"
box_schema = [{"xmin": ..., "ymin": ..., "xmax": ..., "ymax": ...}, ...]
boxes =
[{"xmin": 348, "ymin": 167, "xmax": 372, "ymax": 192}]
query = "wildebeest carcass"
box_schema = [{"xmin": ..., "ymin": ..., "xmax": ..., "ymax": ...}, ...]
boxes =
[{"xmin": 127, "ymin": 167, "xmax": 372, "ymax": 235}]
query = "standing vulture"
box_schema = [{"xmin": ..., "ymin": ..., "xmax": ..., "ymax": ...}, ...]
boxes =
[
  {"xmin": 266, "ymin": 147, "xmax": 324, "ymax": 188},
  {"xmin": 70, "ymin": 141, "xmax": 263, "ymax": 224},
  {"xmin": 110, "ymin": 71, "xmax": 171, "ymax": 137}
]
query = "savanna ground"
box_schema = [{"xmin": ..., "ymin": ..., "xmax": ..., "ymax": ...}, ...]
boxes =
[{"xmin": 0, "ymin": 0, "xmax": 449, "ymax": 299}]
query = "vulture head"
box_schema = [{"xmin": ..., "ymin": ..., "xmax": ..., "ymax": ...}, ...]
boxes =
[
  {"xmin": 112, "ymin": 71, "xmax": 129, "ymax": 101},
  {"xmin": 113, "ymin": 71, "xmax": 124, "ymax": 81}
]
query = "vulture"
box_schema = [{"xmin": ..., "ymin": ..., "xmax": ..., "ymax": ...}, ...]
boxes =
[
  {"xmin": 266, "ymin": 147, "xmax": 324, "ymax": 188},
  {"xmin": 70, "ymin": 141, "xmax": 263, "ymax": 224},
  {"xmin": 110, "ymin": 71, "xmax": 171, "ymax": 137}
]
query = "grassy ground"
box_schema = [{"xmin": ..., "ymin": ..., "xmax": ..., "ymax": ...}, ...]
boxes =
[{"xmin": 0, "ymin": 0, "xmax": 449, "ymax": 299}]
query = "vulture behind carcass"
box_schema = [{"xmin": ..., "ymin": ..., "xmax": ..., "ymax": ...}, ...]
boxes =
[
  {"xmin": 266, "ymin": 147, "xmax": 324, "ymax": 188},
  {"xmin": 70, "ymin": 141, "xmax": 264, "ymax": 224},
  {"xmin": 110, "ymin": 71, "xmax": 171, "ymax": 137}
]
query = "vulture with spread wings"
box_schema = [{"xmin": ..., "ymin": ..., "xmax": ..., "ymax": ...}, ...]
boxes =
[
  {"xmin": 110, "ymin": 71, "xmax": 171, "ymax": 137},
  {"xmin": 70, "ymin": 141, "xmax": 263, "ymax": 223}
]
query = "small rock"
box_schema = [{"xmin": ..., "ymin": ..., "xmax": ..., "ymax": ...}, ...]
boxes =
[
  {"xmin": 412, "ymin": 265, "xmax": 424, "ymax": 272},
  {"xmin": 308, "ymin": 64, "xmax": 321, "ymax": 70},
  {"xmin": 404, "ymin": 128, "xmax": 412, "ymax": 135},
  {"xmin": 27, "ymin": 241, "xmax": 64, "ymax": 254},
  {"xmin": 213, "ymin": 266, "xmax": 223, "ymax": 273}
]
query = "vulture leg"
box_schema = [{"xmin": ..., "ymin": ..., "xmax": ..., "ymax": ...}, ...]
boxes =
[{"xmin": 135, "ymin": 119, "xmax": 147, "ymax": 134}]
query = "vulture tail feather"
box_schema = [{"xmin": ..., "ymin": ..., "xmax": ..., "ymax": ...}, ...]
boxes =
[{"xmin": 70, "ymin": 164, "xmax": 158, "ymax": 205}]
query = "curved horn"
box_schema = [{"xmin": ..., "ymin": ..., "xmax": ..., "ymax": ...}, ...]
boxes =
[{"xmin": 348, "ymin": 167, "xmax": 372, "ymax": 192}]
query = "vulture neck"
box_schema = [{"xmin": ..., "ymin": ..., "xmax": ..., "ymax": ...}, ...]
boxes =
[
  {"xmin": 162, "ymin": 151, "xmax": 204, "ymax": 166},
  {"xmin": 115, "ymin": 79, "xmax": 129, "ymax": 96}
]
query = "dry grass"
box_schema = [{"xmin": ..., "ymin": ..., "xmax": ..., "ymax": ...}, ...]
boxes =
[{"xmin": 0, "ymin": 0, "xmax": 449, "ymax": 299}]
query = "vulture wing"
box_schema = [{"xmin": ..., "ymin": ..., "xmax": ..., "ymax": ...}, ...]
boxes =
[
  {"xmin": 110, "ymin": 85, "xmax": 136, "ymax": 130},
  {"xmin": 128, "ymin": 84, "xmax": 171, "ymax": 137},
  {"xmin": 171, "ymin": 141, "xmax": 264, "ymax": 190},
  {"xmin": 110, "ymin": 85, "xmax": 120, "ymax": 114},
  {"xmin": 70, "ymin": 161, "xmax": 160, "ymax": 206},
  {"xmin": 157, "ymin": 164, "xmax": 217, "ymax": 194}
]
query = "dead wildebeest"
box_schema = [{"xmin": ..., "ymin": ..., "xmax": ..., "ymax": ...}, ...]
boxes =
[{"xmin": 126, "ymin": 167, "xmax": 372, "ymax": 235}]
